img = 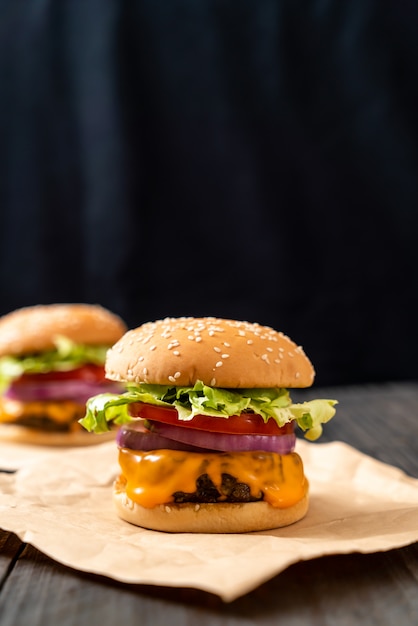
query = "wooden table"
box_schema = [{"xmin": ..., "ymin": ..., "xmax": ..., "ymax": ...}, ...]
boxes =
[{"xmin": 1, "ymin": 382, "xmax": 418, "ymax": 625}]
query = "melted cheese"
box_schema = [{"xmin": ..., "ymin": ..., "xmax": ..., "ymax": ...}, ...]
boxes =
[
  {"xmin": 0, "ymin": 397, "xmax": 83, "ymax": 425},
  {"xmin": 117, "ymin": 448, "xmax": 308, "ymax": 509}
]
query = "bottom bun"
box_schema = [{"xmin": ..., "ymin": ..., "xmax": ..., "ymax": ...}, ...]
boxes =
[
  {"xmin": 113, "ymin": 486, "xmax": 309, "ymax": 533},
  {"xmin": 0, "ymin": 424, "xmax": 116, "ymax": 447}
]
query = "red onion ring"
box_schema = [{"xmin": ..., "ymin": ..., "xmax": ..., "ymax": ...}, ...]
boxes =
[
  {"xmin": 4, "ymin": 380, "xmax": 123, "ymax": 403},
  {"xmin": 148, "ymin": 420, "xmax": 296, "ymax": 453},
  {"xmin": 116, "ymin": 421, "xmax": 214, "ymax": 452}
]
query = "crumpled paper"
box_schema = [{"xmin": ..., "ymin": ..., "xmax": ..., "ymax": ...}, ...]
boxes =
[
  {"xmin": 0, "ymin": 441, "xmax": 76, "ymax": 471},
  {"xmin": 1, "ymin": 439, "xmax": 418, "ymax": 602}
]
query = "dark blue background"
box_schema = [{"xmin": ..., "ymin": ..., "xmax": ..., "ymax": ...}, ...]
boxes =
[{"xmin": 1, "ymin": 0, "xmax": 417, "ymax": 386}]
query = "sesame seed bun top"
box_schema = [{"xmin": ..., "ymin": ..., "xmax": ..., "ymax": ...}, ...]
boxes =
[
  {"xmin": 106, "ymin": 317, "xmax": 315, "ymax": 388},
  {"xmin": 0, "ymin": 304, "xmax": 127, "ymax": 357}
]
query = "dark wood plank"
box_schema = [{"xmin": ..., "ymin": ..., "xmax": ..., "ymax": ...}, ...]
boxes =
[
  {"xmin": 0, "ymin": 530, "xmax": 23, "ymax": 582},
  {"xmin": 0, "ymin": 537, "xmax": 418, "ymax": 626},
  {"xmin": 293, "ymin": 382, "xmax": 418, "ymax": 477},
  {"xmin": 0, "ymin": 382, "xmax": 418, "ymax": 625}
]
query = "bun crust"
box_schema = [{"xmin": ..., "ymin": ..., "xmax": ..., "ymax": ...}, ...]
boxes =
[
  {"xmin": 0, "ymin": 304, "xmax": 127, "ymax": 356},
  {"xmin": 0, "ymin": 423, "xmax": 116, "ymax": 446},
  {"xmin": 106, "ymin": 317, "xmax": 314, "ymax": 388},
  {"xmin": 113, "ymin": 487, "xmax": 309, "ymax": 533}
]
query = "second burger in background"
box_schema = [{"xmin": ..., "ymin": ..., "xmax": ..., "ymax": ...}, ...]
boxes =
[
  {"xmin": 81, "ymin": 317, "xmax": 337, "ymax": 532},
  {"xmin": 0, "ymin": 303, "xmax": 127, "ymax": 445}
]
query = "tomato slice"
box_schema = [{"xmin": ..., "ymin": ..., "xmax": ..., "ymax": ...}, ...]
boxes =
[
  {"xmin": 14, "ymin": 364, "xmax": 107, "ymax": 385},
  {"xmin": 128, "ymin": 402, "xmax": 294, "ymax": 436}
]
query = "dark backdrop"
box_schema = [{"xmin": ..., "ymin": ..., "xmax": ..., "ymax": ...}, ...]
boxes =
[{"xmin": 0, "ymin": 0, "xmax": 417, "ymax": 386}]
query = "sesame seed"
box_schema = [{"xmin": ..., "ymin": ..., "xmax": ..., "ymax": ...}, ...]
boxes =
[
  {"xmin": 195, "ymin": 336, "xmax": 202, "ymax": 342},
  {"xmin": 223, "ymin": 342, "xmax": 231, "ymax": 347},
  {"xmin": 143, "ymin": 367, "xmax": 148, "ymax": 375},
  {"xmin": 266, "ymin": 347, "xmax": 273, "ymax": 352},
  {"xmin": 210, "ymin": 378, "xmax": 216, "ymax": 386},
  {"xmin": 295, "ymin": 372, "xmax": 300, "ymax": 378},
  {"xmin": 261, "ymin": 354, "xmax": 270, "ymax": 364},
  {"xmin": 288, "ymin": 351, "xmax": 294, "ymax": 357},
  {"xmin": 209, "ymin": 330, "xmax": 215, "ymax": 336},
  {"xmin": 123, "ymin": 494, "xmax": 133, "ymax": 508},
  {"xmin": 194, "ymin": 504, "xmax": 200, "ymax": 512},
  {"xmin": 168, "ymin": 375, "xmax": 176, "ymax": 383},
  {"xmin": 222, "ymin": 353, "xmax": 230, "ymax": 358},
  {"xmin": 213, "ymin": 346, "xmax": 221, "ymax": 353},
  {"xmin": 279, "ymin": 347, "xmax": 284, "ymax": 352},
  {"xmin": 238, "ymin": 330, "xmax": 246, "ymax": 336},
  {"xmin": 215, "ymin": 361, "xmax": 223, "ymax": 367},
  {"xmin": 274, "ymin": 359, "xmax": 281, "ymax": 364},
  {"xmin": 149, "ymin": 345, "xmax": 156, "ymax": 351},
  {"xmin": 173, "ymin": 350, "xmax": 180, "ymax": 356},
  {"xmin": 174, "ymin": 371, "xmax": 181, "ymax": 379},
  {"xmin": 165, "ymin": 506, "xmax": 172, "ymax": 513},
  {"xmin": 127, "ymin": 369, "xmax": 133, "ymax": 375},
  {"xmin": 247, "ymin": 339, "xmax": 254, "ymax": 345},
  {"xmin": 187, "ymin": 335, "xmax": 194, "ymax": 341},
  {"xmin": 138, "ymin": 356, "xmax": 144, "ymax": 362}
]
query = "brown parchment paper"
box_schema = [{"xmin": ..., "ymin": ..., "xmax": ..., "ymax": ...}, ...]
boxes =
[
  {"xmin": 0, "ymin": 441, "xmax": 75, "ymax": 471},
  {"xmin": 1, "ymin": 439, "xmax": 418, "ymax": 602}
]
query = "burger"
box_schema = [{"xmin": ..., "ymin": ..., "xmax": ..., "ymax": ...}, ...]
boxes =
[
  {"xmin": 81, "ymin": 317, "xmax": 337, "ymax": 532},
  {"xmin": 0, "ymin": 303, "xmax": 127, "ymax": 445}
]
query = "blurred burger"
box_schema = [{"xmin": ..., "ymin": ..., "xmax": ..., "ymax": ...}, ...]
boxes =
[
  {"xmin": 0, "ymin": 303, "xmax": 127, "ymax": 445},
  {"xmin": 81, "ymin": 317, "xmax": 337, "ymax": 532}
]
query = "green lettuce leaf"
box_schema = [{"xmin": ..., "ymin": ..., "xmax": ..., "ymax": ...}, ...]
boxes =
[
  {"xmin": 0, "ymin": 335, "xmax": 110, "ymax": 392},
  {"xmin": 79, "ymin": 381, "xmax": 337, "ymax": 440}
]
